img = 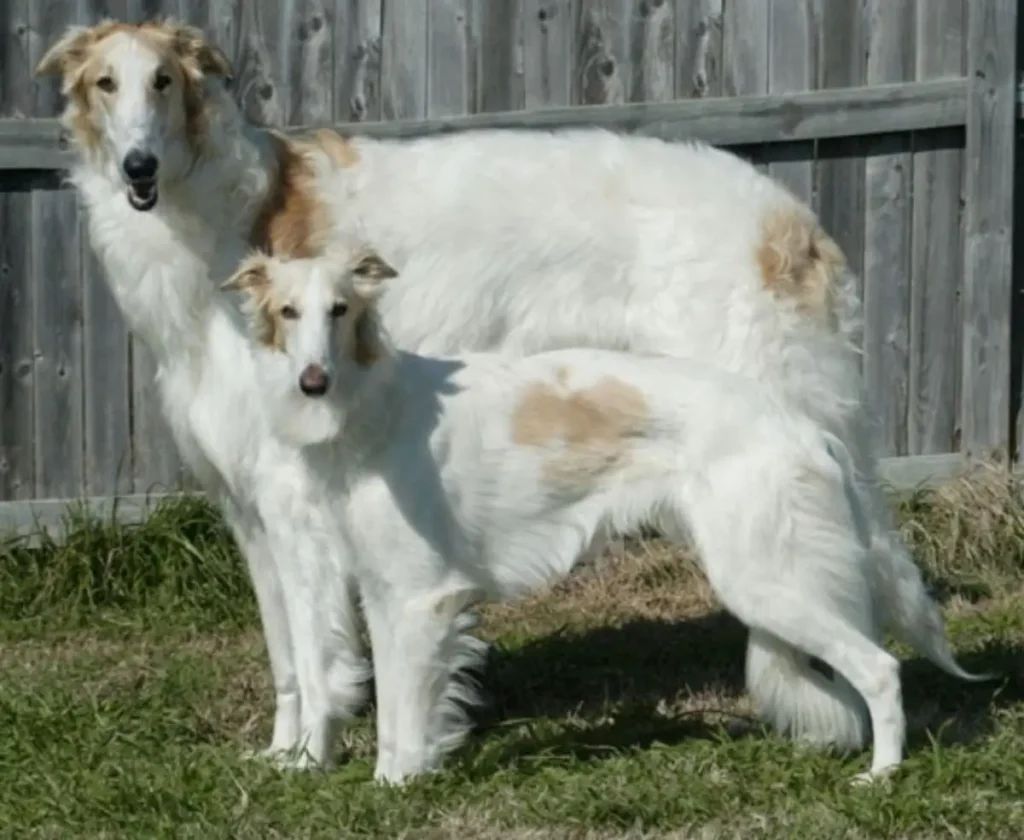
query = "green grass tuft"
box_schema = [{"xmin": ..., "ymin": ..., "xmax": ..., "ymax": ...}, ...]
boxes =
[{"xmin": 0, "ymin": 495, "xmax": 254, "ymax": 636}]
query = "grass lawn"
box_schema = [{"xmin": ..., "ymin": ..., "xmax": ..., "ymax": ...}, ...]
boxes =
[{"xmin": 1, "ymin": 466, "xmax": 1023, "ymax": 839}]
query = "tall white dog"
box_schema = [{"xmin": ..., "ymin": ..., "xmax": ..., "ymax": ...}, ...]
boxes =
[
  {"xmin": 38, "ymin": 18, "xmax": 954, "ymax": 758},
  {"xmin": 226, "ymin": 248, "xmax": 986, "ymax": 785}
]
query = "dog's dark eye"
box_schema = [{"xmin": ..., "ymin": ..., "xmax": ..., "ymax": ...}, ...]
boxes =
[
  {"xmin": 280, "ymin": 305, "xmax": 299, "ymax": 320},
  {"xmin": 96, "ymin": 75, "xmax": 116, "ymax": 93},
  {"xmin": 329, "ymin": 301, "xmax": 349, "ymax": 319},
  {"xmin": 153, "ymin": 72, "xmax": 172, "ymax": 92}
]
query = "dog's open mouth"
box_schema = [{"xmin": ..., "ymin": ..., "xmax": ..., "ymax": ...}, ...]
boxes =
[{"xmin": 126, "ymin": 179, "xmax": 158, "ymax": 211}]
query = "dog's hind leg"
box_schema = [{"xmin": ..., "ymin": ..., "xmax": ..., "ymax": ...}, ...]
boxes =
[{"xmin": 723, "ymin": 581, "xmax": 905, "ymax": 780}]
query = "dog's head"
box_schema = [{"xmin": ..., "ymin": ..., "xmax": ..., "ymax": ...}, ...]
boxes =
[
  {"xmin": 36, "ymin": 19, "xmax": 232, "ymax": 211},
  {"xmin": 223, "ymin": 247, "xmax": 398, "ymax": 444}
]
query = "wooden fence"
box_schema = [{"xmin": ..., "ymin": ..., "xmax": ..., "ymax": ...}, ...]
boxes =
[{"xmin": 0, "ymin": 0, "xmax": 1020, "ymax": 536}]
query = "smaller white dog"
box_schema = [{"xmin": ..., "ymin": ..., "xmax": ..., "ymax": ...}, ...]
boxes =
[{"xmin": 225, "ymin": 248, "xmax": 985, "ymax": 785}]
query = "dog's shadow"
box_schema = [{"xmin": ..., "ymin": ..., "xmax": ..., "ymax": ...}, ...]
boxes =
[{"xmin": 458, "ymin": 610, "xmax": 1023, "ymax": 767}]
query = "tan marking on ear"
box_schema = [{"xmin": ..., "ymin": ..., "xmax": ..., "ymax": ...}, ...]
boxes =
[
  {"xmin": 222, "ymin": 254, "xmax": 269, "ymax": 292},
  {"xmin": 155, "ymin": 20, "xmax": 233, "ymax": 79},
  {"xmin": 512, "ymin": 375, "xmax": 649, "ymax": 488},
  {"xmin": 756, "ymin": 205, "xmax": 848, "ymax": 330},
  {"xmin": 308, "ymin": 128, "xmax": 360, "ymax": 169},
  {"xmin": 353, "ymin": 251, "xmax": 398, "ymax": 281},
  {"xmin": 350, "ymin": 308, "xmax": 380, "ymax": 368},
  {"xmin": 36, "ymin": 21, "xmax": 137, "ymax": 157},
  {"xmin": 223, "ymin": 255, "xmax": 285, "ymax": 351},
  {"xmin": 250, "ymin": 133, "xmax": 330, "ymax": 259},
  {"xmin": 34, "ymin": 21, "xmax": 134, "ymax": 79}
]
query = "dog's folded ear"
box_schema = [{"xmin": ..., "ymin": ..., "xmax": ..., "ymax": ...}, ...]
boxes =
[
  {"xmin": 35, "ymin": 24, "xmax": 94, "ymax": 79},
  {"xmin": 167, "ymin": 21, "xmax": 234, "ymax": 80},
  {"xmin": 222, "ymin": 254, "xmax": 270, "ymax": 293},
  {"xmin": 351, "ymin": 252, "xmax": 398, "ymax": 299}
]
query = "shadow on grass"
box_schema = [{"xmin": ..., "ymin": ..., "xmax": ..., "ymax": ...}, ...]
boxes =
[{"xmin": 466, "ymin": 610, "xmax": 1022, "ymax": 767}]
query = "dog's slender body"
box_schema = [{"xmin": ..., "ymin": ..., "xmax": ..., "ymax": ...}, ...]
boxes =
[
  {"xmin": 231, "ymin": 251, "xmax": 986, "ymax": 785},
  {"xmin": 37, "ymin": 18, "xmax": 962, "ymax": 760}
]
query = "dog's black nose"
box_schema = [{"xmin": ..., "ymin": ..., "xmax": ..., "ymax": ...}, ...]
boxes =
[
  {"xmin": 122, "ymin": 150, "xmax": 159, "ymax": 181},
  {"xmin": 299, "ymin": 364, "xmax": 329, "ymax": 397}
]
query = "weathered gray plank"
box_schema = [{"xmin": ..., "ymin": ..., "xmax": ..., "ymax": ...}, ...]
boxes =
[
  {"xmin": 768, "ymin": 0, "xmax": 818, "ymax": 204},
  {"xmin": 630, "ymin": 0, "xmax": 674, "ymax": 102},
  {"xmin": 125, "ymin": 0, "xmax": 163, "ymax": 22},
  {"xmin": 0, "ymin": 2, "xmax": 36, "ymax": 502},
  {"xmin": 816, "ymin": 0, "xmax": 867, "ymax": 290},
  {"xmin": 428, "ymin": 0, "xmax": 472, "ymax": 117},
  {"xmin": 29, "ymin": 0, "xmax": 86, "ymax": 500},
  {"xmin": 260, "ymin": 0, "xmax": 294, "ymax": 123},
  {"xmin": 721, "ymin": 0, "xmax": 768, "ymax": 98},
  {"xmin": 80, "ymin": 0, "xmax": 129, "ymax": 27},
  {"xmin": 862, "ymin": 0, "xmax": 915, "ymax": 458},
  {"xmin": 721, "ymin": 0, "xmax": 768, "ymax": 168},
  {"xmin": 523, "ymin": 0, "xmax": 575, "ymax": 108},
  {"xmin": 333, "ymin": 0, "xmax": 383, "ymax": 122},
  {"xmin": 206, "ymin": 0, "xmax": 240, "ymax": 66},
  {"xmin": 233, "ymin": 0, "xmax": 284, "ymax": 125},
  {"xmin": 963, "ymin": 0, "xmax": 1016, "ymax": 459},
  {"xmin": 473, "ymin": 0, "xmax": 525, "ymax": 112},
  {"xmin": 576, "ymin": 0, "xmax": 627, "ymax": 104},
  {"xmin": 674, "ymin": 0, "xmax": 722, "ymax": 99},
  {"xmin": 289, "ymin": 0, "xmax": 332, "ymax": 125},
  {"xmin": 175, "ymin": 0, "xmax": 211, "ymax": 26},
  {"xmin": 909, "ymin": 0, "xmax": 965, "ymax": 456},
  {"xmin": 30, "ymin": 188, "xmax": 84, "ymax": 500},
  {"xmin": 381, "ymin": 0, "xmax": 428, "ymax": 119},
  {"xmin": 0, "ymin": 188, "xmax": 36, "ymax": 502}
]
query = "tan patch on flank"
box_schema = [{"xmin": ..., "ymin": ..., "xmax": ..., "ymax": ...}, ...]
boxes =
[
  {"xmin": 306, "ymin": 128, "xmax": 360, "ymax": 169},
  {"xmin": 512, "ymin": 374, "xmax": 649, "ymax": 488},
  {"xmin": 250, "ymin": 132, "xmax": 330, "ymax": 258},
  {"xmin": 756, "ymin": 205, "xmax": 848, "ymax": 329}
]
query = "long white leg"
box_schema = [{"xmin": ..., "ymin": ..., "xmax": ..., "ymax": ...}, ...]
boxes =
[
  {"xmin": 372, "ymin": 591, "xmax": 472, "ymax": 785},
  {"xmin": 222, "ymin": 500, "xmax": 300, "ymax": 757},
  {"xmin": 364, "ymin": 594, "xmax": 398, "ymax": 782},
  {"xmin": 722, "ymin": 582, "xmax": 905, "ymax": 780},
  {"xmin": 263, "ymin": 523, "xmax": 346, "ymax": 770}
]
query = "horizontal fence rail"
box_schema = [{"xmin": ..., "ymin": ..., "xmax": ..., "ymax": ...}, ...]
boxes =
[{"xmin": 0, "ymin": 79, "xmax": 968, "ymax": 171}]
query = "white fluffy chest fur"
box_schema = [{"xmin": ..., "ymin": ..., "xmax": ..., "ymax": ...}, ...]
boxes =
[{"xmin": 74, "ymin": 170, "xmax": 273, "ymax": 500}]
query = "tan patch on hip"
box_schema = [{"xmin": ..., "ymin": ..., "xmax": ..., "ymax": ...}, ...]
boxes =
[
  {"xmin": 756, "ymin": 204, "xmax": 848, "ymax": 330},
  {"xmin": 512, "ymin": 374, "xmax": 650, "ymax": 488}
]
